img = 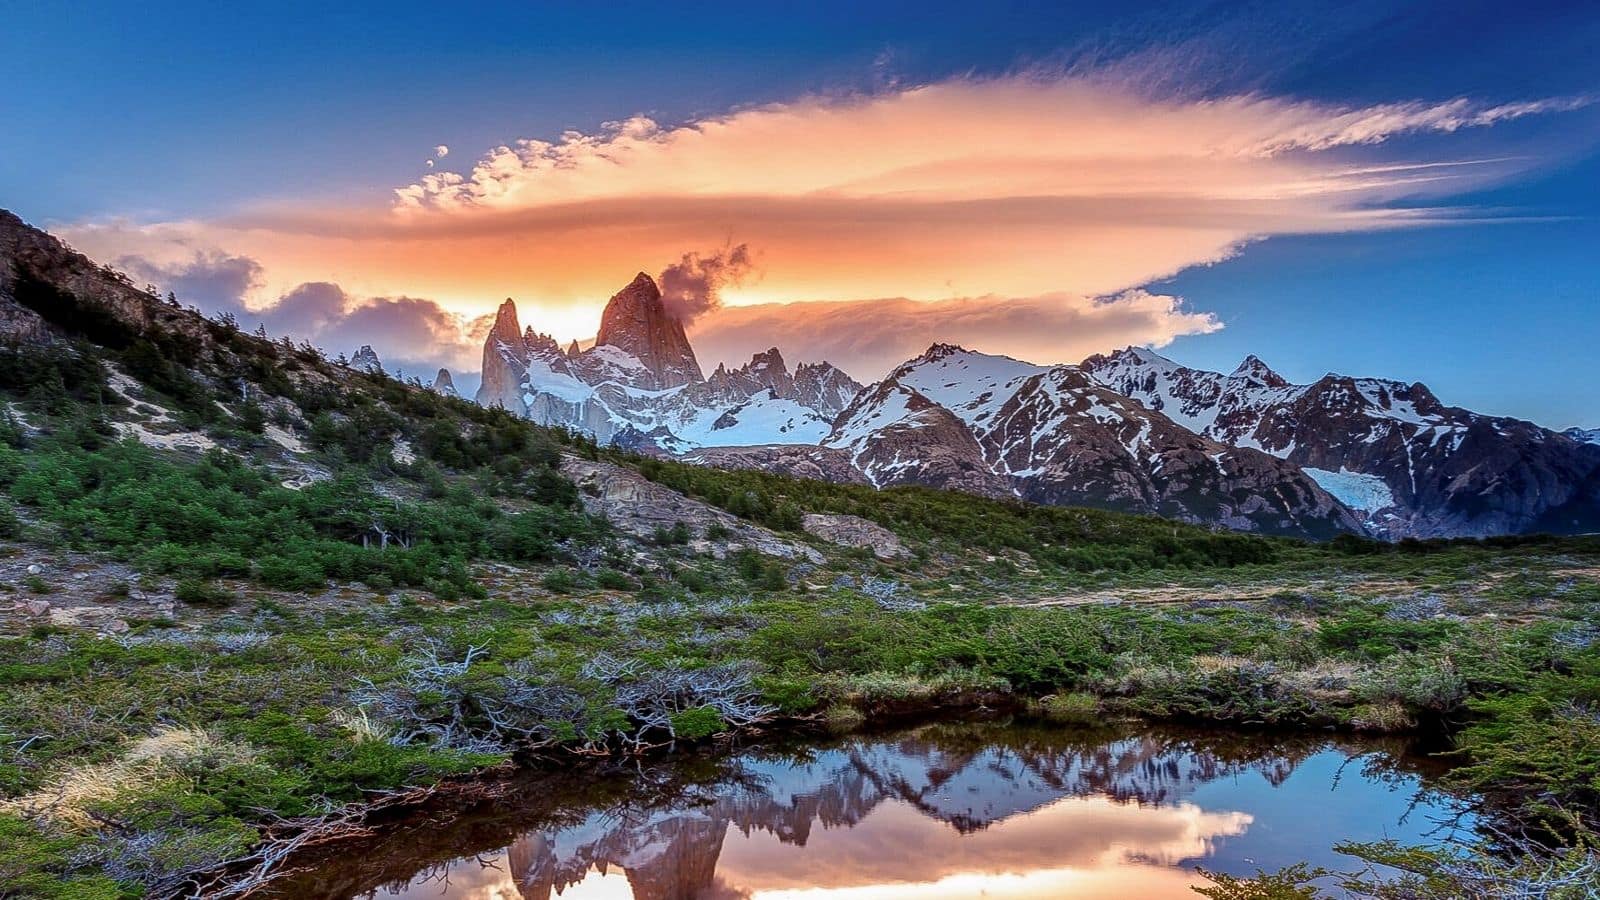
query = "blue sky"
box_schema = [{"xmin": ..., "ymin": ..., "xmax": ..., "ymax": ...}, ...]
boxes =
[{"xmin": 3, "ymin": 1, "xmax": 1597, "ymax": 426}]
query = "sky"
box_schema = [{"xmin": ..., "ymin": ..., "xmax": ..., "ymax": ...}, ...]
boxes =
[{"xmin": 3, "ymin": 1, "xmax": 1597, "ymax": 427}]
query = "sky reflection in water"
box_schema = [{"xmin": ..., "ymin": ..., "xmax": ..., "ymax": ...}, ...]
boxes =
[{"xmin": 366, "ymin": 724, "xmax": 1466, "ymax": 900}]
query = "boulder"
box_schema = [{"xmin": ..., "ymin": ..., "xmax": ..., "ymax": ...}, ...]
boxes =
[{"xmin": 801, "ymin": 513, "xmax": 910, "ymax": 560}]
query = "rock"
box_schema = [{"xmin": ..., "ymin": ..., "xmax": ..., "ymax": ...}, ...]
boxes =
[
  {"xmin": 802, "ymin": 513, "xmax": 910, "ymax": 559},
  {"xmin": 430, "ymin": 367, "xmax": 458, "ymax": 397},
  {"xmin": 593, "ymin": 273, "xmax": 703, "ymax": 389},
  {"xmin": 26, "ymin": 564, "xmax": 42, "ymax": 575},
  {"xmin": 23, "ymin": 599, "xmax": 50, "ymax": 616},
  {"xmin": 684, "ymin": 445, "xmax": 870, "ymax": 485},
  {"xmin": 105, "ymin": 619, "xmax": 129, "ymax": 634},
  {"xmin": 561, "ymin": 455, "xmax": 821, "ymax": 563}
]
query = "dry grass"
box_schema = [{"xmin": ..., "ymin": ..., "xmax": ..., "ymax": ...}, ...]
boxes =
[{"xmin": 2, "ymin": 726, "xmax": 256, "ymax": 830}]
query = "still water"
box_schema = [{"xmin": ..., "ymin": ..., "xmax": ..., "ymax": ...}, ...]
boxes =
[{"xmin": 277, "ymin": 720, "xmax": 1470, "ymax": 900}]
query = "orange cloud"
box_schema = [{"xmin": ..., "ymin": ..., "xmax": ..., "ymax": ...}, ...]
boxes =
[
  {"xmin": 688, "ymin": 290, "xmax": 1220, "ymax": 380},
  {"xmin": 55, "ymin": 72, "xmax": 1585, "ymax": 375}
]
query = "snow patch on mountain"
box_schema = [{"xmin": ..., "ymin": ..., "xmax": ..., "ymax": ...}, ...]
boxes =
[
  {"xmin": 1565, "ymin": 427, "xmax": 1600, "ymax": 446},
  {"xmin": 1302, "ymin": 467, "xmax": 1396, "ymax": 513}
]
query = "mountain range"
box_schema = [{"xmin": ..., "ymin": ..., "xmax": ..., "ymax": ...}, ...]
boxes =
[{"xmin": 465, "ymin": 272, "xmax": 1600, "ymax": 540}]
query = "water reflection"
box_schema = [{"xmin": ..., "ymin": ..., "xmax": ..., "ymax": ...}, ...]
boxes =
[{"xmin": 277, "ymin": 721, "xmax": 1468, "ymax": 900}]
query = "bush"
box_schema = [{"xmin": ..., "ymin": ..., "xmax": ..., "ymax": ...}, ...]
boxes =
[
  {"xmin": 1035, "ymin": 692, "xmax": 1100, "ymax": 725},
  {"xmin": 669, "ymin": 706, "xmax": 725, "ymax": 740},
  {"xmin": 595, "ymin": 569, "xmax": 633, "ymax": 591},
  {"xmin": 174, "ymin": 578, "xmax": 233, "ymax": 607},
  {"xmin": 541, "ymin": 568, "xmax": 579, "ymax": 594}
]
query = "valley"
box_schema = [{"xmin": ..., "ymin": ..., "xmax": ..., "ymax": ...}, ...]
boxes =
[{"xmin": 1, "ymin": 208, "xmax": 1598, "ymax": 898}]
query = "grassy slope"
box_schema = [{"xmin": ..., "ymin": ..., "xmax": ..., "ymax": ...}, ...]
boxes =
[{"xmin": 0, "ymin": 232, "xmax": 1596, "ymax": 896}]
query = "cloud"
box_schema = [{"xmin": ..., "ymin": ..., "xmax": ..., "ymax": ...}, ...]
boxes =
[
  {"xmin": 115, "ymin": 251, "xmax": 263, "ymax": 314},
  {"xmin": 688, "ymin": 289, "xmax": 1221, "ymax": 381},
  {"xmin": 434, "ymin": 144, "xmax": 449, "ymax": 158},
  {"xmin": 58, "ymin": 70, "xmax": 1591, "ymax": 374},
  {"xmin": 392, "ymin": 78, "xmax": 1582, "ymax": 214},
  {"xmin": 250, "ymin": 284, "xmax": 480, "ymax": 377},
  {"xmin": 657, "ymin": 242, "xmax": 755, "ymax": 324}
]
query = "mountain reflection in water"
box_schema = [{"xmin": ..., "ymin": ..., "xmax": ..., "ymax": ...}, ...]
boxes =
[{"xmin": 283, "ymin": 721, "xmax": 1468, "ymax": 900}]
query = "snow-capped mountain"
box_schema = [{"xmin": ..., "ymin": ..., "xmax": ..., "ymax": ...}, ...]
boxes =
[
  {"xmin": 474, "ymin": 274, "xmax": 862, "ymax": 451},
  {"xmin": 816, "ymin": 345, "xmax": 1360, "ymax": 537},
  {"xmin": 1566, "ymin": 427, "xmax": 1600, "ymax": 446},
  {"xmin": 348, "ymin": 344, "xmax": 382, "ymax": 374},
  {"xmin": 1081, "ymin": 347, "xmax": 1600, "ymax": 538},
  {"xmin": 469, "ymin": 271, "xmax": 1594, "ymax": 539}
]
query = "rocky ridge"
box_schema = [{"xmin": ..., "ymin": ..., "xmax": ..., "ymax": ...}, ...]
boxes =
[
  {"xmin": 1081, "ymin": 347, "xmax": 1600, "ymax": 538},
  {"xmin": 475, "ymin": 280, "xmax": 862, "ymax": 451}
]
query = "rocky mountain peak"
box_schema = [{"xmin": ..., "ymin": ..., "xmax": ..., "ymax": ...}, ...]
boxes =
[
  {"xmin": 488, "ymin": 298, "xmax": 521, "ymax": 347},
  {"xmin": 749, "ymin": 346, "xmax": 785, "ymax": 372},
  {"xmin": 350, "ymin": 345, "xmax": 382, "ymax": 373},
  {"xmin": 594, "ymin": 272, "xmax": 703, "ymax": 389},
  {"xmin": 477, "ymin": 298, "xmax": 530, "ymax": 413},
  {"xmin": 1230, "ymin": 354, "xmax": 1288, "ymax": 388},
  {"xmin": 430, "ymin": 368, "xmax": 458, "ymax": 397},
  {"xmin": 565, "ymin": 339, "xmax": 581, "ymax": 358},
  {"xmin": 920, "ymin": 342, "xmax": 968, "ymax": 363}
]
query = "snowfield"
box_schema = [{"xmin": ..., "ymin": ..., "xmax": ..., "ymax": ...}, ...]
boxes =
[{"xmin": 1303, "ymin": 467, "xmax": 1397, "ymax": 513}]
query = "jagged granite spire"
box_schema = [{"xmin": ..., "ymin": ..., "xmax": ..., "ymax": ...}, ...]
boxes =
[
  {"xmin": 476, "ymin": 298, "xmax": 529, "ymax": 413},
  {"xmin": 593, "ymin": 273, "xmax": 703, "ymax": 389},
  {"xmin": 350, "ymin": 345, "xmax": 382, "ymax": 373},
  {"xmin": 431, "ymin": 367, "xmax": 458, "ymax": 397}
]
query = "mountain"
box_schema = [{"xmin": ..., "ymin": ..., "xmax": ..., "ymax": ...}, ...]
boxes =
[
  {"xmin": 430, "ymin": 367, "xmax": 457, "ymax": 397},
  {"xmin": 475, "ymin": 282, "xmax": 863, "ymax": 452},
  {"xmin": 819, "ymin": 345, "xmax": 1360, "ymax": 537},
  {"xmin": 1081, "ymin": 347, "xmax": 1600, "ymax": 539},
  {"xmin": 592, "ymin": 272, "xmax": 703, "ymax": 389},
  {"xmin": 349, "ymin": 345, "xmax": 382, "ymax": 373},
  {"xmin": 1566, "ymin": 427, "xmax": 1600, "ymax": 446}
]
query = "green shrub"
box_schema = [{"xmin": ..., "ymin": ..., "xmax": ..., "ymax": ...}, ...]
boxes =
[
  {"xmin": 595, "ymin": 569, "xmax": 633, "ymax": 590},
  {"xmin": 174, "ymin": 578, "xmax": 233, "ymax": 607},
  {"xmin": 669, "ymin": 706, "xmax": 725, "ymax": 740}
]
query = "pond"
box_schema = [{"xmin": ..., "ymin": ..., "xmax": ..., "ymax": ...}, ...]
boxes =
[{"xmin": 269, "ymin": 719, "xmax": 1472, "ymax": 900}]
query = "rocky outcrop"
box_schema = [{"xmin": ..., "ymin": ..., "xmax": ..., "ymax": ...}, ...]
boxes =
[
  {"xmin": 593, "ymin": 273, "xmax": 703, "ymax": 389},
  {"xmin": 560, "ymin": 455, "xmax": 821, "ymax": 562},
  {"xmin": 1082, "ymin": 346, "xmax": 1600, "ymax": 538},
  {"xmin": 801, "ymin": 513, "xmax": 909, "ymax": 559},
  {"xmin": 682, "ymin": 444, "xmax": 870, "ymax": 485},
  {"xmin": 430, "ymin": 368, "xmax": 457, "ymax": 397},
  {"xmin": 0, "ymin": 208, "xmax": 215, "ymax": 348}
]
